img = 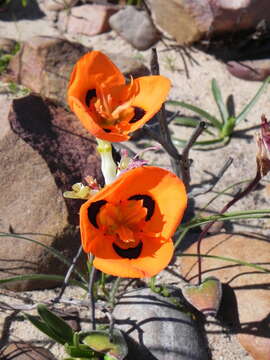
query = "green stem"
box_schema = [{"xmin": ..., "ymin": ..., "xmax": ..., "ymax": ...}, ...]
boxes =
[
  {"xmin": 109, "ymin": 277, "xmax": 122, "ymax": 310},
  {"xmin": 88, "ymin": 255, "xmax": 97, "ymax": 330}
]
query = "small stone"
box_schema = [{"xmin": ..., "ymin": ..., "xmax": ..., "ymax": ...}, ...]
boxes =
[
  {"xmin": 0, "ymin": 343, "xmax": 57, "ymax": 359},
  {"xmin": 66, "ymin": 4, "xmax": 118, "ymax": 36},
  {"xmin": 181, "ymin": 233, "xmax": 270, "ymax": 360},
  {"xmin": 113, "ymin": 288, "xmax": 209, "ymax": 360},
  {"xmin": 0, "ymin": 38, "xmax": 17, "ymax": 54},
  {"xmin": 45, "ymin": 0, "xmax": 79, "ymax": 11},
  {"xmin": 109, "ymin": 6, "xmax": 161, "ymax": 50},
  {"xmin": 227, "ymin": 60, "xmax": 270, "ymax": 81}
]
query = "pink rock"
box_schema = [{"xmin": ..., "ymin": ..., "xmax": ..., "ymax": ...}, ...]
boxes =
[
  {"xmin": 8, "ymin": 36, "xmax": 90, "ymax": 105},
  {"xmin": 67, "ymin": 4, "xmax": 118, "ymax": 36},
  {"xmin": 210, "ymin": 0, "xmax": 270, "ymax": 33},
  {"xmin": 146, "ymin": 0, "xmax": 270, "ymax": 45},
  {"xmin": 0, "ymin": 93, "xmax": 101, "ymax": 291},
  {"xmin": 181, "ymin": 233, "xmax": 270, "ymax": 360},
  {"xmin": 214, "ymin": 0, "xmax": 251, "ymax": 10},
  {"xmin": 227, "ymin": 60, "xmax": 270, "ymax": 82}
]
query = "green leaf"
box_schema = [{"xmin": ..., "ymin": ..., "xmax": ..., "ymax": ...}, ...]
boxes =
[
  {"xmin": 173, "ymin": 116, "xmax": 200, "ymax": 127},
  {"xmin": 236, "ymin": 76, "xmax": 270, "ymax": 125},
  {"xmin": 63, "ymin": 358, "xmax": 95, "ymax": 360},
  {"xmin": 220, "ymin": 116, "xmax": 236, "ymax": 137},
  {"xmin": 186, "ymin": 209, "xmax": 270, "ymax": 229},
  {"xmin": 37, "ymin": 304, "xmax": 74, "ymax": 345},
  {"xmin": 65, "ymin": 344, "xmax": 96, "ymax": 358},
  {"xmin": 82, "ymin": 329, "xmax": 128, "ymax": 360},
  {"xmin": 24, "ymin": 313, "xmax": 66, "ymax": 345},
  {"xmin": 173, "ymin": 116, "xmax": 215, "ymax": 136},
  {"xmin": 167, "ymin": 100, "xmax": 223, "ymax": 130},
  {"xmin": 211, "ymin": 78, "xmax": 229, "ymax": 124},
  {"xmin": 180, "ymin": 253, "xmax": 270, "ymax": 273},
  {"xmin": 0, "ymin": 232, "xmax": 87, "ymax": 283},
  {"xmin": 0, "ymin": 273, "xmax": 87, "ymax": 290},
  {"xmin": 173, "ymin": 136, "xmax": 226, "ymax": 147},
  {"xmin": 104, "ymin": 355, "xmax": 118, "ymax": 360}
]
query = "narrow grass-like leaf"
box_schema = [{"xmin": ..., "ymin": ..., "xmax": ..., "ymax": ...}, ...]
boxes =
[
  {"xmin": 24, "ymin": 313, "xmax": 66, "ymax": 344},
  {"xmin": 173, "ymin": 136, "xmax": 226, "ymax": 147},
  {"xmin": 211, "ymin": 79, "xmax": 229, "ymax": 124},
  {"xmin": 37, "ymin": 304, "xmax": 74, "ymax": 345},
  {"xmin": 199, "ymin": 179, "xmax": 251, "ymax": 214},
  {"xmin": 236, "ymin": 76, "xmax": 270, "ymax": 125},
  {"xmin": 0, "ymin": 273, "xmax": 88, "ymax": 290},
  {"xmin": 0, "ymin": 232, "xmax": 86, "ymax": 283},
  {"xmin": 175, "ymin": 208, "xmax": 270, "ymax": 249},
  {"xmin": 167, "ymin": 100, "xmax": 223, "ymax": 130},
  {"xmin": 186, "ymin": 209, "xmax": 270, "ymax": 228},
  {"xmin": 173, "ymin": 116, "xmax": 215, "ymax": 136},
  {"xmin": 174, "ymin": 116, "xmax": 200, "ymax": 127},
  {"xmin": 179, "ymin": 253, "xmax": 270, "ymax": 273}
]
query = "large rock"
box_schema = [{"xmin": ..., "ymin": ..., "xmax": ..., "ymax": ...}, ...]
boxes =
[
  {"xmin": 146, "ymin": 0, "xmax": 270, "ymax": 45},
  {"xmin": 8, "ymin": 36, "xmax": 90, "ymax": 105},
  {"xmin": 113, "ymin": 288, "xmax": 209, "ymax": 360},
  {"xmin": 146, "ymin": 0, "xmax": 212, "ymax": 45},
  {"xmin": 58, "ymin": 4, "xmax": 118, "ymax": 36},
  {"xmin": 109, "ymin": 6, "xmax": 161, "ymax": 50},
  {"xmin": 0, "ymin": 343, "xmax": 57, "ymax": 360},
  {"xmin": 7, "ymin": 36, "xmax": 149, "ymax": 105},
  {"xmin": 210, "ymin": 0, "xmax": 270, "ymax": 33},
  {"xmin": 181, "ymin": 233, "xmax": 270, "ymax": 360},
  {"xmin": 0, "ymin": 93, "xmax": 101, "ymax": 291}
]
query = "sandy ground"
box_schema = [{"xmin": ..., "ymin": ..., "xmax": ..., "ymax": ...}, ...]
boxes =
[{"xmin": 0, "ymin": 9, "xmax": 270, "ymax": 359}]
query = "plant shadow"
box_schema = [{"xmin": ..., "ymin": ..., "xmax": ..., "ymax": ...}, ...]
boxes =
[{"xmin": 0, "ymin": 0, "xmax": 45, "ymax": 21}]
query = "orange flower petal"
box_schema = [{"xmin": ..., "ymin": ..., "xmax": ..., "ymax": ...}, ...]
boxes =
[
  {"xmin": 68, "ymin": 97, "xmax": 129, "ymax": 142},
  {"xmin": 93, "ymin": 238, "xmax": 174, "ymax": 278},
  {"xmin": 68, "ymin": 51, "xmax": 125, "ymax": 110},
  {"xmin": 68, "ymin": 52, "xmax": 171, "ymax": 142},
  {"xmin": 87, "ymin": 166, "xmax": 187, "ymax": 239},
  {"xmin": 80, "ymin": 166, "xmax": 187, "ymax": 275},
  {"xmin": 128, "ymin": 76, "xmax": 171, "ymax": 132}
]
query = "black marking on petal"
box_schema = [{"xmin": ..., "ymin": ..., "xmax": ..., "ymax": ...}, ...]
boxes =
[
  {"xmin": 112, "ymin": 144, "xmax": 121, "ymax": 164},
  {"xmin": 103, "ymin": 128, "xmax": 112, "ymax": 133},
  {"xmin": 88, "ymin": 200, "xmax": 107, "ymax": 229},
  {"xmin": 128, "ymin": 194, "xmax": 155, "ymax": 221},
  {"xmin": 129, "ymin": 107, "xmax": 146, "ymax": 123},
  {"xmin": 113, "ymin": 241, "xmax": 143, "ymax": 259},
  {"xmin": 85, "ymin": 89, "xmax": 96, "ymax": 107}
]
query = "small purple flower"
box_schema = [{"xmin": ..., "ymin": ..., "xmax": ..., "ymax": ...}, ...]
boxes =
[
  {"xmin": 261, "ymin": 114, "xmax": 270, "ymax": 152},
  {"xmin": 256, "ymin": 115, "xmax": 270, "ymax": 177}
]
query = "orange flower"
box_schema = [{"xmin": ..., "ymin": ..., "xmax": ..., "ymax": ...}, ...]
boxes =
[
  {"xmin": 68, "ymin": 51, "xmax": 171, "ymax": 142},
  {"xmin": 80, "ymin": 166, "xmax": 187, "ymax": 278}
]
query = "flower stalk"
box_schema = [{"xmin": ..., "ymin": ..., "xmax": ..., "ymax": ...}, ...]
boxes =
[{"xmin": 97, "ymin": 139, "xmax": 117, "ymax": 185}]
